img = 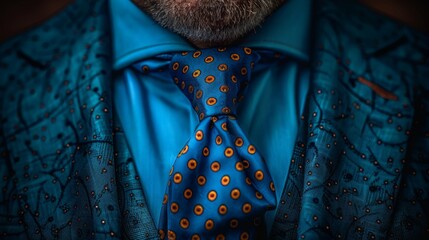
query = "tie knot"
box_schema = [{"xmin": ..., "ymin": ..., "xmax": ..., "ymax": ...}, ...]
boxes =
[{"xmin": 170, "ymin": 47, "xmax": 260, "ymax": 120}]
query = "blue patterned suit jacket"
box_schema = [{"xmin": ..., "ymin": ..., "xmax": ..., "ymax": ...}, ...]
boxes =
[{"xmin": 0, "ymin": 0, "xmax": 428, "ymax": 239}]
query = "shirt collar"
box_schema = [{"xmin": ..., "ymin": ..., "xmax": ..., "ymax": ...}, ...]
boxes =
[{"xmin": 110, "ymin": 0, "xmax": 312, "ymax": 70}]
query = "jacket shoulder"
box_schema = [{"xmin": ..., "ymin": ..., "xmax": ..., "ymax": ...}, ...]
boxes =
[{"xmin": 314, "ymin": 0, "xmax": 429, "ymax": 88}]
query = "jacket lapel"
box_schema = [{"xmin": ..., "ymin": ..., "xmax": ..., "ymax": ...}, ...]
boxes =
[
  {"xmin": 0, "ymin": 0, "xmax": 158, "ymax": 238},
  {"xmin": 270, "ymin": 0, "xmax": 429, "ymax": 238}
]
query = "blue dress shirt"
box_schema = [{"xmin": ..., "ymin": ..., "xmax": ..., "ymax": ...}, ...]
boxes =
[{"xmin": 110, "ymin": 0, "xmax": 311, "ymax": 232}]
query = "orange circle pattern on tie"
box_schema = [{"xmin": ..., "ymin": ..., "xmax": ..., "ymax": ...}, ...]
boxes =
[{"xmin": 158, "ymin": 47, "xmax": 277, "ymax": 239}]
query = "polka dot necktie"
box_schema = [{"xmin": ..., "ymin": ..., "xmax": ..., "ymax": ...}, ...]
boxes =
[{"xmin": 158, "ymin": 47, "xmax": 276, "ymax": 240}]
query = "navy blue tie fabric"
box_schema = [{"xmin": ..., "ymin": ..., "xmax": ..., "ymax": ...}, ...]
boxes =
[{"xmin": 158, "ymin": 47, "xmax": 277, "ymax": 239}]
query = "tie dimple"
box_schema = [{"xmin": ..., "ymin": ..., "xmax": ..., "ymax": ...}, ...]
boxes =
[
  {"xmin": 158, "ymin": 47, "xmax": 276, "ymax": 240},
  {"xmin": 170, "ymin": 47, "xmax": 258, "ymax": 119}
]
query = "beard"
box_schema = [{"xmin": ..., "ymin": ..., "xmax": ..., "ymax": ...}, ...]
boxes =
[{"xmin": 133, "ymin": 0, "xmax": 285, "ymax": 47}]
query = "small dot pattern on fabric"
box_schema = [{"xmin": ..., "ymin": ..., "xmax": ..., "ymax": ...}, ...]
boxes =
[{"xmin": 158, "ymin": 47, "xmax": 277, "ymax": 239}]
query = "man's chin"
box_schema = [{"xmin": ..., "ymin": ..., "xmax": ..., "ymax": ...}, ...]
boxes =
[{"xmin": 132, "ymin": 0, "xmax": 285, "ymax": 48}]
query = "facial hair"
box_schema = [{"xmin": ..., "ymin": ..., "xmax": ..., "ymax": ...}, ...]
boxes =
[{"xmin": 132, "ymin": 0, "xmax": 285, "ymax": 47}]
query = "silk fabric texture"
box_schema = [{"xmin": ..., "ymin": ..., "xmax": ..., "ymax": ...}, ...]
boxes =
[{"xmin": 153, "ymin": 47, "xmax": 276, "ymax": 239}]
